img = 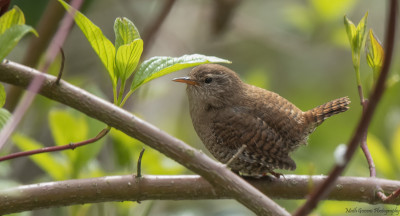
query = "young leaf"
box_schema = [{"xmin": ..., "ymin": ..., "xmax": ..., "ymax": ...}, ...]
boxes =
[
  {"xmin": 366, "ymin": 29, "xmax": 384, "ymax": 80},
  {"xmin": 344, "ymin": 12, "xmax": 368, "ymax": 67},
  {"xmin": 113, "ymin": 17, "xmax": 143, "ymax": 81},
  {"xmin": 12, "ymin": 133, "xmax": 68, "ymax": 180},
  {"xmin": 344, "ymin": 16, "xmax": 356, "ymax": 46},
  {"xmin": 0, "ymin": 5, "xmax": 25, "ymax": 34},
  {"xmin": 0, "ymin": 24, "xmax": 38, "ymax": 62},
  {"xmin": 0, "ymin": 108, "xmax": 11, "ymax": 129},
  {"xmin": 115, "ymin": 39, "xmax": 143, "ymax": 81},
  {"xmin": 131, "ymin": 54, "xmax": 231, "ymax": 91},
  {"xmin": 58, "ymin": 0, "xmax": 116, "ymax": 85},
  {"xmin": 114, "ymin": 17, "xmax": 141, "ymax": 50},
  {"xmin": 355, "ymin": 12, "xmax": 368, "ymax": 50}
]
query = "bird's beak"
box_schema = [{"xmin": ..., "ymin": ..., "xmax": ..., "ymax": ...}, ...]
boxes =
[{"xmin": 172, "ymin": 77, "xmax": 198, "ymax": 86}]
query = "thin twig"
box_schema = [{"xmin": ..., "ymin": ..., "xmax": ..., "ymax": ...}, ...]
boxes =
[
  {"xmin": 136, "ymin": 148, "xmax": 145, "ymax": 178},
  {"xmin": 378, "ymin": 188, "xmax": 400, "ymax": 203},
  {"xmin": 293, "ymin": 1, "xmax": 397, "ymax": 215},
  {"xmin": 360, "ymin": 129, "xmax": 376, "ymax": 177},
  {"xmin": 0, "ymin": 127, "xmax": 110, "ymax": 162},
  {"xmin": 55, "ymin": 47, "xmax": 65, "ymax": 85}
]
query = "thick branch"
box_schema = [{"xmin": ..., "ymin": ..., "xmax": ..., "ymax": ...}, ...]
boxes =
[
  {"xmin": 0, "ymin": 61, "xmax": 288, "ymax": 216},
  {"xmin": 1, "ymin": 175, "xmax": 399, "ymax": 214}
]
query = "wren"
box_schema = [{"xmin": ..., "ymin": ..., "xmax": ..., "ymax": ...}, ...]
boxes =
[{"xmin": 173, "ymin": 64, "xmax": 350, "ymax": 177}]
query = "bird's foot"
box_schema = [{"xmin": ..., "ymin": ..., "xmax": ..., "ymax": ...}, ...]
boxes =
[{"xmin": 268, "ymin": 171, "xmax": 286, "ymax": 180}]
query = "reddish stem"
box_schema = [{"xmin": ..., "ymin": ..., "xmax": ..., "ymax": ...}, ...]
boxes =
[
  {"xmin": 0, "ymin": 128, "xmax": 109, "ymax": 162},
  {"xmin": 378, "ymin": 188, "xmax": 400, "ymax": 203}
]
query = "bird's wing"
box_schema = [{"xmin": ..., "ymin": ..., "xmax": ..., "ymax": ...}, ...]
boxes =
[{"xmin": 211, "ymin": 107, "xmax": 296, "ymax": 170}]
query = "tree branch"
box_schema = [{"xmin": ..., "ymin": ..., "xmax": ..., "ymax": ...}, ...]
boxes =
[
  {"xmin": 0, "ymin": 175, "xmax": 399, "ymax": 214},
  {"xmin": 0, "ymin": 60, "xmax": 289, "ymax": 216},
  {"xmin": 294, "ymin": 0, "xmax": 398, "ymax": 215}
]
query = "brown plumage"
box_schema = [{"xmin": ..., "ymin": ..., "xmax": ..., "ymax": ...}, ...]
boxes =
[{"xmin": 173, "ymin": 64, "xmax": 350, "ymax": 177}]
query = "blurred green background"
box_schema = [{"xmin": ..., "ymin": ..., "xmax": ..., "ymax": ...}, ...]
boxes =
[{"xmin": 2, "ymin": 0, "xmax": 400, "ymax": 215}]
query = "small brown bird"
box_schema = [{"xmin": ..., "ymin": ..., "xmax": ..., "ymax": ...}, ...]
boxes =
[{"xmin": 173, "ymin": 64, "xmax": 350, "ymax": 177}]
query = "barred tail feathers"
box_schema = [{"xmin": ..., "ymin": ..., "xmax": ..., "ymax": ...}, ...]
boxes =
[{"xmin": 305, "ymin": 96, "xmax": 351, "ymax": 127}]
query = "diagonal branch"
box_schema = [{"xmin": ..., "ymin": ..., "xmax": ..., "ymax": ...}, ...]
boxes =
[
  {"xmin": 0, "ymin": 60, "xmax": 289, "ymax": 216},
  {"xmin": 1, "ymin": 175, "xmax": 399, "ymax": 214},
  {"xmin": 294, "ymin": 0, "xmax": 398, "ymax": 215}
]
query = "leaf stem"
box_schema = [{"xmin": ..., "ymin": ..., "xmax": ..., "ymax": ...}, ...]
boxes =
[
  {"xmin": 113, "ymin": 84, "xmax": 118, "ymax": 105},
  {"xmin": 117, "ymin": 79, "xmax": 126, "ymax": 105},
  {"xmin": 119, "ymin": 89, "xmax": 134, "ymax": 107}
]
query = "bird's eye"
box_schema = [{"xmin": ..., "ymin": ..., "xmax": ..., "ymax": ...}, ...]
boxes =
[{"xmin": 204, "ymin": 77, "xmax": 213, "ymax": 84}]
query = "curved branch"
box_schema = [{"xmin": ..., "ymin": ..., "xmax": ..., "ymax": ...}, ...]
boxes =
[
  {"xmin": 0, "ymin": 175, "xmax": 399, "ymax": 214},
  {"xmin": 294, "ymin": 1, "xmax": 398, "ymax": 215},
  {"xmin": 0, "ymin": 61, "xmax": 289, "ymax": 216}
]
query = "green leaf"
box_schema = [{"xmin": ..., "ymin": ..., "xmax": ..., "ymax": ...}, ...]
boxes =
[
  {"xmin": 11, "ymin": 133, "xmax": 68, "ymax": 180},
  {"xmin": 0, "ymin": 6, "xmax": 38, "ymax": 62},
  {"xmin": 368, "ymin": 134, "xmax": 394, "ymax": 178},
  {"xmin": 114, "ymin": 17, "xmax": 141, "ymax": 50},
  {"xmin": 344, "ymin": 12, "xmax": 368, "ymax": 67},
  {"xmin": 115, "ymin": 39, "xmax": 143, "ymax": 81},
  {"xmin": 131, "ymin": 54, "xmax": 231, "ymax": 91},
  {"xmin": 49, "ymin": 109, "xmax": 88, "ymax": 161},
  {"xmin": 58, "ymin": 0, "xmax": 116, "ymax": 85},
  {"xmin": 113, "ymin": 17, "xmax": 143, "ymax": 81},
  {"xmin": 48, "ymin": 109, "xmax": 104, "ymax": 176},
  {"xmin": 0, "ymin": 108, "xmax": 11, "ymax": 129},
  {"xmin": 0, "ymin": 6, "xmax": 25, "ymax": 34},
  {"xmin": 0, "ymin": 83, "xmax": 6, "ymax": 107},
  {"xmin": 0, "ymin": 24, "xmax": 38, "ymax": 62},
  {"xmin": 355, "ymin": 12, "xmax": 368, "ymax": 50},
  {"xmin": 344, "ymin": 16, "xmax": 356, "ymax": 48},
  {"xmin": 366, "ymin": 29, "xmax": 384, "ymax": 81}
]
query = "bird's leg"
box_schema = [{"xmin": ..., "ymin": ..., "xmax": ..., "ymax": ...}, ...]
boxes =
[
  {"xmin": 225, "ymin": 144, "xmax": 247, "ymax": 167},
  {"xmin": 267, "ymin": 171, "xmax": 285, "ymax": 179}
]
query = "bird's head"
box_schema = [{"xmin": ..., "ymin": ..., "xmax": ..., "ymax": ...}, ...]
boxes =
[{"xmin": 173, "ymin": 64, "xmax": 244, "ymax": 108}]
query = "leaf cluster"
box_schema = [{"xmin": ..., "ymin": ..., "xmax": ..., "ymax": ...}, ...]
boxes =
[{"xmin": 59, "ymin": 0, "xmax": 230, "ymax": 107}]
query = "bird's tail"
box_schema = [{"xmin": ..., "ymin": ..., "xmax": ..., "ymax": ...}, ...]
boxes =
[{"xmin": 305, "ymin": 96, "xmax": 351, "ymax": 127}]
